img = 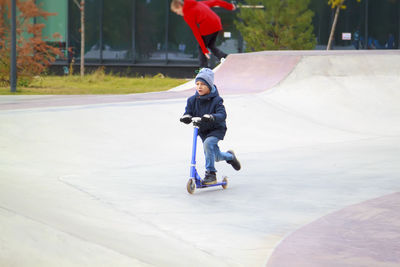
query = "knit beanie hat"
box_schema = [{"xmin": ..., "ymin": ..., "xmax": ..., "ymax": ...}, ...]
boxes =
[{"xmin": 195, "ymin": 68, "xmax": 215, "ymax": 93}]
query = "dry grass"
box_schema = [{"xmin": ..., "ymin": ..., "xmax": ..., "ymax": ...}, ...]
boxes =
[{"xmin": 0, "ymin": 70, "xmax": 187, "ymax": 95}]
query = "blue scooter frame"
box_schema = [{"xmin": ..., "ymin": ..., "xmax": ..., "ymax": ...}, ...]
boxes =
[{"xmin": 186, "ymin": 117, "xmax": 228, "ymax": 194}]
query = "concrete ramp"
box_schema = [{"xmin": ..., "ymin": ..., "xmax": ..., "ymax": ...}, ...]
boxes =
[
  {"xmin": 258, "ymin": 50, "xmax": 400, "ymax": 266},
  {"xmin": 0, "ymin": 50, "xmax": 300, "ymax": 110},
  {"xmin": 262, "ymin": 51, "xmax": 400, "ymax": 136},
  {"xmin": 267, "ymin": 192, "xmax": 400, "ymax": 267},
  {"xmin": 145, "ymin": 52, "xmax": 301, "ymax": 95},
  {"xmin": 1, "ymin": 51, "xmax": 400, "ymax": 267},
  {"xmin": 215, "ymin": 52, "xmax": 300, "ymax": 94}
]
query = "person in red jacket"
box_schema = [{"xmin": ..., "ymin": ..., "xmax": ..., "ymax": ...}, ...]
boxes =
[{"xmin": 171, "ymin": 0, "xmax": 236, "ymax": 68}]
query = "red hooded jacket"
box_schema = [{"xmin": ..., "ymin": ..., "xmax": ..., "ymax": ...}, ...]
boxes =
[{"xmin": 183, "ymin": 0, "xmax": 235, "ymax": 55}]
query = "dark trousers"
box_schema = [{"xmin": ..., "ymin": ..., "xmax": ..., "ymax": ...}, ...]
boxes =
[{"xmin": 198, "ymin": 31, "xmax": 228, "ymax": 68}]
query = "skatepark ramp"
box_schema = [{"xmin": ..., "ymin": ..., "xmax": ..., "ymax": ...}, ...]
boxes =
[
  {"xmin": 175, "ymin": 50, "xmax": 400, "ymax": 136},
  {"xmin": 1, "ymin": 50, "xmax": 400, "ymax": 267},
  {"xmin": 252, "ymin": 50, "xmax": 400, "ymax": 137},
  {"xmin": 217, "ymin": 50, "xmax": 400, "ymax": 96}
]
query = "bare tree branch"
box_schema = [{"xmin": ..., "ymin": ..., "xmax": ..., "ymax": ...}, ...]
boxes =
[
  {"xmin": 73, "ymin": 0, "xmax": 81, "ymax": 8},
  {"xmin": 327, "ymin": 6, "xmax": 341, "ymax": 50}
]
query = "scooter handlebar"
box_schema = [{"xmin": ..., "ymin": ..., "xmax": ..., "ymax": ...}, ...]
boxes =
[
  {"xmin": 191, "ymin": 117, "xmax": 201, "ymax": 122},
  {"xmin": 180, "ymin": 114, "xmax": 212, "ymax": 127},
  {"xmin": 191, "ymin": 117, "xmax": 202, "ymax": 127},
  {"xmin": 180, "ymin": 115, "xmax": 202, "ymax": 126}
]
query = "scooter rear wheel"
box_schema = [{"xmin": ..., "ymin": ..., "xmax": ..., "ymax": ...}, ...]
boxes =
[
  {"xmin": 222, "ymin": 176, "xmax": 228, "ymax": 189},
  {"xmin": 187, "ymin": 178, "xmax": 196, "ymax": 194}
]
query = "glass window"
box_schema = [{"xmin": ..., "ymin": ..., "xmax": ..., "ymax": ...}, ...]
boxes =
[
  {"xmin": 69, "ymin": 0, "xmax": 101, "ymax": 61},
  {"xmin": 168, "ymin": 6, "xmax": 199, "ymax": 63},
  {"xmin": 215, "ymin": 8, "xmax": 241, "ymax": 54},
  {"xmin": 368, "ymin": 0, "xmax": 399, "ymax": 49},
  {"xmin": 310, "ymin": 0, "xmax": 399, "ymax": 50},
  {"xmin": 310, "ymin": 0, "xmax": 330, "ymax": 48},
  {"xmin": 135, "ymin": 0, "xmax": 167, "ymax": 62},
  {"xmin": 102, "ymin": 0, "xmax": 133, "ymax": 62},
  {"xmin": 37, "ymin": 0, "xmax": 68, "ymax": 42},
  {"xmin": 35, "ymin": 0, "xmax": 68, "ymax": 58},
  {"xmin": 332, "ymin": 0, "xmax": 364, "ymax": 48}
]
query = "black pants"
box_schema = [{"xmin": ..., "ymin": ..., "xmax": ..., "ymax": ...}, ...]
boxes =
[{"xmin": 199, "ymin": 31, "xmax": 228, "ymax": 68}]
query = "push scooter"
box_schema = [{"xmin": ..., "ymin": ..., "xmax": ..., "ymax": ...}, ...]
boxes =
[{"xmin": 186, "ymin": 117, "xmax": 228, "ymax": 194}]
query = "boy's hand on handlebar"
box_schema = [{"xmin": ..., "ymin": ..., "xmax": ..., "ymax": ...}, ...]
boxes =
[
  {"xmin": 202, "ymin": 114, "xmax": 214, "ymax": 122},
  {"xmin": 180, "ymin": 114, "xmax": 192, "ymax": 124}
]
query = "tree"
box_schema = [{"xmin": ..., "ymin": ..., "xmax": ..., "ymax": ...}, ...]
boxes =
[
  {"xmin": 73, "ymin": 0, "xmax": 85, "ymax": 77},
  {"xmin": 235, "ymin": 0, "xmax": 316, "ymax": 51},
  {"xmin": 0, "ymin": 0, "xmax": 63, "ymax": 86},
  {"xmin": 327, "ymin": 0, "xmax": 361, "ymax": 50}
]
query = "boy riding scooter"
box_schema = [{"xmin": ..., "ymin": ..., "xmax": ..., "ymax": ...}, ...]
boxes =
[{"xmin": 180, "ymin": 68, "xmax": 241, "ymax": 185}]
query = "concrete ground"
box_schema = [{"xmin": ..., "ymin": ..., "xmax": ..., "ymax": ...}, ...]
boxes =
[{"xmin": 0, "ymin": 50, "xmax": 399, "ymax": 267}]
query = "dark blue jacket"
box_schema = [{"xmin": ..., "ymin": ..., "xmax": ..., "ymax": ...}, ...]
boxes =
[{"xmin": 184, "ymin": 86, "xmax": 227, "ymax": 141}]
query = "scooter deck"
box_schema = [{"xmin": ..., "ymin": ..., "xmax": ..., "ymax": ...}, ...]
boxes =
[
  {"xmin": 198, "ymin": 181, "xmax": 227, "ymax": 188},
  {"xmin": 187, "ymin": 176, "xmax": 228, "ymax": 194}
]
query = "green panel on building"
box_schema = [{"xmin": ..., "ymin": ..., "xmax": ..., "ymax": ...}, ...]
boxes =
[{"xmin": 37, "ymin": 0, "xmax": 68, "ymax": 42}]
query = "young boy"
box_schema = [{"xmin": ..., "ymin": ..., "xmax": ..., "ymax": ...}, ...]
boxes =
[
  {"xmin": 180, "ymin": 68, "xmax": 241, "ymax": 185},
  {"xmin": 171, "ymin": 0, "xmax": 236, "ymax": 68}
]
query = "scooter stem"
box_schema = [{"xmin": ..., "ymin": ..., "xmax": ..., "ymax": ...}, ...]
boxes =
[
  {"xmin": 191, "ymin": 127, "xmax": 198, "ymax": 165},
  {"xmin": 190, "ymin": 117, "xmax": 201, "ymax": 167},
  {"xmin": 190, "ymin": 126, "xmax": 199, "ymax": 179}
]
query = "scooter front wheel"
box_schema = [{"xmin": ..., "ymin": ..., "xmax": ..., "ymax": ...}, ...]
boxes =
[
  {"xmin": 187, "ymin": 178, "xmax": 196, "ymax": 194},
  {"xmin": 222, "ymin": 176, "xmax": 228, "ymax": 189}
]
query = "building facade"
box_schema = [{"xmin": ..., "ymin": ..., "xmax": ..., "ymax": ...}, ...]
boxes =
[{"xmin": 35, "ymin": 0, "xmax": 400, "ymax": 74}]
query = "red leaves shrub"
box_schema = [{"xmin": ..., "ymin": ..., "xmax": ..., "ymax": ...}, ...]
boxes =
[{"xmin": 0, "ymin": 0, "xmax": 64, "ymax": 86}]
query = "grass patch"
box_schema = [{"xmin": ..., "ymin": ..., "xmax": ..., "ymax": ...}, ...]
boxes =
[{"xmin": 0, "ymin": 71, "xmax": 188, "ymax": 95}]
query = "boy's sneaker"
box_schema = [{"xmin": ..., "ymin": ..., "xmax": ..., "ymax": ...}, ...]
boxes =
[
  {"xmin": 203, "ymin": 171, "xmax": 217, "ymax": 185},
  {"xmin": 227, "ymin": 150, "xmax": 241, "ymax": 171}
]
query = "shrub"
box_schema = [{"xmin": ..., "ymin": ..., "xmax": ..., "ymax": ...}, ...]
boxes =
[
  {"xmin": 236, "ymin": 0, "xmax": 316, "ymax": 51},
  {"xmin": 0, "ymin": 0, "xmax": 64, "ymax": 85}
]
